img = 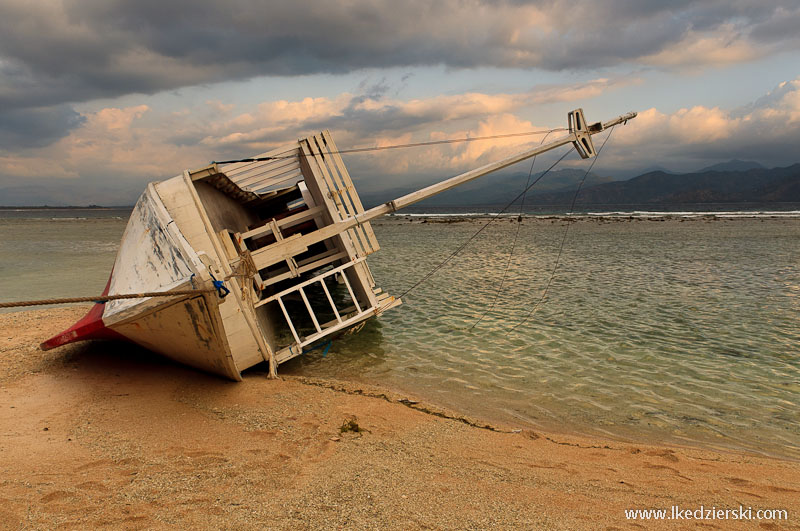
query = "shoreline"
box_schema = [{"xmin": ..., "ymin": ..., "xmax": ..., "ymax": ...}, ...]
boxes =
[{"xmin": 2, "ymin": 307, "xmax": 799, "ymax": 528}]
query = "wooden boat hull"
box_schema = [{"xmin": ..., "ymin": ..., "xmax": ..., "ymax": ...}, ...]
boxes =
[
  {"xmin": 42, "ymin": 183, "xmax": 242, "ymax": 380},
  {"xmin": 42, "ymin": 131, "xmax": 400, "ymax": 380},
  {"xmin": 40, "ymin": 111, "xmax": 634, "ymax": 380}
]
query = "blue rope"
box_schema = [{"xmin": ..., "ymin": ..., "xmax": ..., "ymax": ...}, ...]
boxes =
[
  {"xmin": 303, "ymin": 340, "xmax": 333, "ymax": 358},
  {"xmin": 208, "ymin": 272, "xmax": 230, "ymax": 298}
]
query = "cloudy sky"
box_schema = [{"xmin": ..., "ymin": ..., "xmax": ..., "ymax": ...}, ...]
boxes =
[{"xmin": 1, "ymin": 0, "xmax": 799, "ymax": 204}]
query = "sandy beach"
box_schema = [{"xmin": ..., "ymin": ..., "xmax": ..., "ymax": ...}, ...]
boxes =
[{"xmin": 1, "ymin": 307, "xmax": 798, "ymax": 529}]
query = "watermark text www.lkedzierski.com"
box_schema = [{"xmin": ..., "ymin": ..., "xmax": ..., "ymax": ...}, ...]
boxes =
[{"xmin": 625, "ymin": 506, "xmax": 788, "ymax": 521}]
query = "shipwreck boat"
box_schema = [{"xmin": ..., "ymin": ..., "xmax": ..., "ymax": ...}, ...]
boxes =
[{"xmin": 41, "ymin": 109, "xmax": 636, "ymax": 380}]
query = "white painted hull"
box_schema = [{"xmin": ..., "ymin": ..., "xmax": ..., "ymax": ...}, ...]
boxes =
[{"xmin": 43, "ymin": 131, "xmax": 400, "ymax": 380}]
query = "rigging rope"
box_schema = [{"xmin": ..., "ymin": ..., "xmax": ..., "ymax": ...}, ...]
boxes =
[
  {"xmin": 507, "ymin": 125, "xmax": 616, "ymax": 333},
  {"xmin": 212, "ymin": 128, "xmax": 568, "ymax": 164},
  {"xmin": 468, "ymin": 131, "xmax": 553, "ymax": 329},
  {"xmin": 395, "ymin": 148, "xmax": 572, "ymax": 301}
]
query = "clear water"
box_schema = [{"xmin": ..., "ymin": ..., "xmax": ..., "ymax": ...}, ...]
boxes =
[
  {"xmin": 1, "ymin": 207, "xmax": 798, "ymax": 458},
  {"xmin": 0, "ymin": 209, "xmax": 130, "ymax": 307}
]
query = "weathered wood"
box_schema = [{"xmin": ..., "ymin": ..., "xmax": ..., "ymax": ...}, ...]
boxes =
[
  {"xmin": 298, "ymin": 287, "xmax": 322, "ymax": 333},
  {"xmin": 259, "ymin": 249, "xmax": 346, "ymax": 289},
  {"xmin": 319, "ymin": 278, "xmax": 342, "ymax": 323},
  {"xmin": 179, "ymin": 171, "xmax": 278, "ymax": 375},
  {"xmin": 250, "ymin": 232, "xmax": 308, "ymax": 270},
  {"xmin": 256, "ymin": 258, "xmax": 366, "ymax": 307},
  {"xmin": 240, "ymin": 205, "xmax": 324, "ymax": 241},
  {"xmin": 321, "ymin": 130, "xmax": 380, "ymax": 253},
  {"xmin": 276, "ymin": 297, "xmax": 301, "ymax": 344}
]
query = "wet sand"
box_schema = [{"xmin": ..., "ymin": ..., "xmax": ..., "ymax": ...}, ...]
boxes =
[{"xmin": 1, "ymin": 307, "xmax": 798, "ymax": 529}]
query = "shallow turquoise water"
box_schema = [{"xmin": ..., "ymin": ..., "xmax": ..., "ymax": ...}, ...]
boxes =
[
  {"xmin": 1, "ymin": 209, "xmax": 798, "ymax": 458},
  {"xmin": 284, "ymin": 216, "xmax": 800, "ymax": 459}
]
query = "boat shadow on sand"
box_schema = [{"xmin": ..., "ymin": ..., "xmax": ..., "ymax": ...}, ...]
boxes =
[
  {"xmin": 52, "ymin": 316, "xmax": 388, "ymax": 387},
  {"xmin": 54, "ymin": 339, "xmax": 231, "ymax": 388}
]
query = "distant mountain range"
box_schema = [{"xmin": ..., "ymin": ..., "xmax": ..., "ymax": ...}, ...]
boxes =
[
  {"xmin": 2, "ymin": 160, "xmax": 798, "ymax": 207},
  {"xmin": 0, "ymin": 182, "xmax": 144, "ymax": 207},
  {"xmin": 362, "ymin": 160, "xmax": 800, "ymax": 207},
  {"xmin": 360, "ymin": 169, "xmax": 616, "ymax": 207},
  {"xmin": 526, "ymin": 163, "xmax": 800, "ymax": 206},
  {"xmin": 697, "ymin": 159, "xmax": 765, "ymax": 173}
]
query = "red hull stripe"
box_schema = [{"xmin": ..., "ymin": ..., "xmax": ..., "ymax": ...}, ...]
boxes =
[{"xmin": 40, "ymin": 272, "xmax": 127, "ymax": 350}]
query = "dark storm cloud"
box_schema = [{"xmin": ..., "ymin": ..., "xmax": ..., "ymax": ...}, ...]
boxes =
[
  {"xmin": 2, "ymin": 0, "xmax": 800, "ymax": 109},
  {"xmin": 0, "ymin": 105, "xmax": 85, "ymax": 149}
]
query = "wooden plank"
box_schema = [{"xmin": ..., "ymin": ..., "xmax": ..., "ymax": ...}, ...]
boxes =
[
  {"xmin": 246, "ymin": 218, "xmax": 359, "ymax": 269},
  {"xmin": 345, "ymin": 226, "xmax": 368, "ymax": 259},
  {"xmin": 352, "ymin": 261, "xmax": 378, "ymax": 305},
  {"xmin": 227, "ymin": 156, "xmax": 299, "ymax": 182},
  {"xmin": 188, "ymin": 164, "xmax": 219, "ymax": 182},
  {"xmin": 304, "ymin": 137, "xmax": 348, "ymax": 221},
  {"xmin": 240, "ymin": 205, "xmax": 324, "ymax": 240},
  {"xmin": 347, "ymin": 226, "xmax": 372, "ymax": 256},
  {"xmin": 233, "ymin": 163, "xmax": 302, "ymax": 189},
  {"xmin": 299, "ymin": 140, "xmax": 342, "ymax": 223},
  {"xmin": 240, "ymin": 223, "xmax": 275, "ymax": 242},
  {"xmin": 275, "ymin": 205, "xmax": 325, "ymax": 229},
  {"xmin": 315, "ymin": 135, "xmax": 371, "ymax": 256},
  {"xmin": 298, "ymin": 287, "xmax": 322, "ymax": 334},
  {"xmin": 237, "ymin": 170, "xmax": 304, "ymax": 194},
  {"xmin": 250, "ymin": 233, "xmax": 307, "ymax": 270},
  {"xmin": 276, "ymin": 297, "xmax": 301, "ymax": 344},
  {"xmin": 259, "ymin": 249, "xmax": 348, "ymax": 289},
  {"xmin": 313, "ymin": 135, "xmax": 357, "ymax": 219},
  {"xmin": 319, "ymin": 279, "xmax": 342, "ymax": 324},
  {"xmin": 340, "ymin": 270, "xmax": 362, "ymax": 313},
  {"xmin": 305, "ymin": 136, "xmax": 369, "ymax": 257},
  {"xmin": 256, "ymin": 258, "xmax": 365, "ymax": 307},
  {"xmin": 295, "ymin": 309, "xmax": 371, "ymax": 347},
  {"xmin": 296, "ymin": 248, "xmax": 345, "ymax": 268},
  {"xmin": 218, "ymin": 230, "xmax": 239, "ymax": 260},
  {"xmin": 260, "ymin": 269, "xmax": 293, "ymax": 289},
  {"xmin": 312, "ymin": 143, "xmax": 373, "ymax": 256},
  {"xmin": 321, "ymin": 130, "xmax": 380, "ymax": 252},
  {"xmin": 221, "ymin": 145, "xmax": 299, "ymax": 177}
]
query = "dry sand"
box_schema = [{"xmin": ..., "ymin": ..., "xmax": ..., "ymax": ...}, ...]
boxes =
[{"xmin": 1, "ymin": 307, "xmax": 798, "ymax": 530}]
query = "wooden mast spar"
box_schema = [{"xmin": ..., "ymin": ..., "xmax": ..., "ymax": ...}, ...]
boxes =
[{"xmin": 254, "ymin": 110, "xmax": 637, "ymax": 263}]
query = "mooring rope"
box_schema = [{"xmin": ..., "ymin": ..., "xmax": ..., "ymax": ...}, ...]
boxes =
[{"xmin": 0, "ymin": 288, "xmax": 221, "ymax": 309}]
